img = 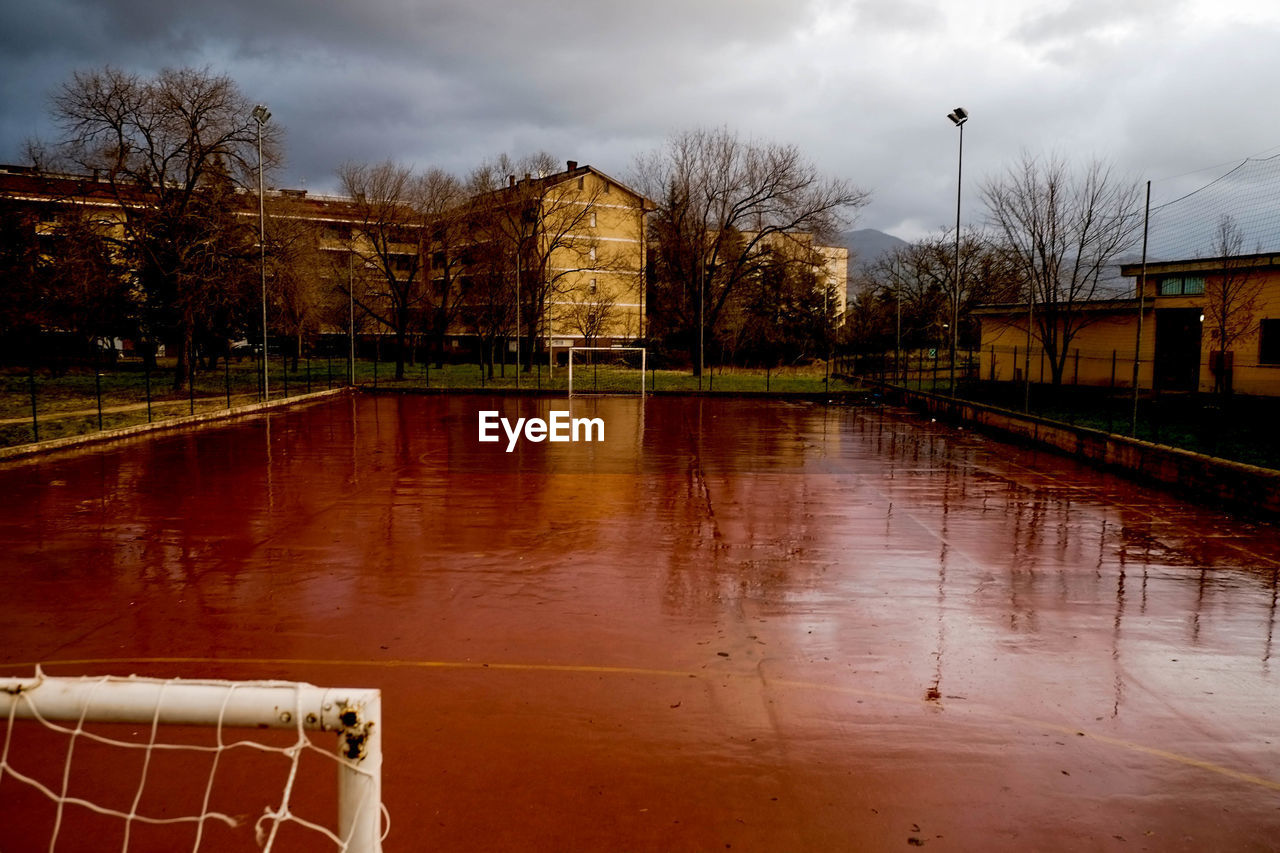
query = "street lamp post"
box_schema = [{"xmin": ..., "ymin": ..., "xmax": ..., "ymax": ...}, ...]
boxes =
[
  {"xmin": 252, "ymin": 104, "xmax": 271, "ymax": 401},
  {"xmin": 946, "ymin": 106, "xmax": 967, "ymax": 397}
]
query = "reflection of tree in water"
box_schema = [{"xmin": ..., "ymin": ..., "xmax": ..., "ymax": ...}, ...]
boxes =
[{"xmin": 649, "ymin": 400, "xmax": 839, "ymax": 618}]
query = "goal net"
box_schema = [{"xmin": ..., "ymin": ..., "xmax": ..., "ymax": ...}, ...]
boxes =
[
  {"xmin": 0, "ymin": 668, "xmax": 385, "ymax": 852},
  {"xmin": 567, "ymin": 347, "xmax": 646, "ymax": 397}
]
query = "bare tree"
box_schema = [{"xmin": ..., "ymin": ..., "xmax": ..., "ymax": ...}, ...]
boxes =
[
  {"xmin": 418, "ymin": 169, "xmax": 471, "ymax": 367},
  {"xmin": 467, "ymin": 154, "xmax": 607, "ymax": 369},
  {"xmin": 982, "ymin": 153, "xmax": 1140, "ymax": 386},
  {"xmin": 460, "ymin": 235, "xmax": 516, "ymax": 378},
  {"xmin": 0, "ymin": 205, "xmax": 48, "ymax": 354},
  {"xmin": 561, "ymin": 286, "xmax": 619, "ymax": 348},
  {"xmin": 337, "ymin": 160, "xmax": 431, "ymax": 379},
  {"xmin": 42, "ymin": 208, "xmax": 134, "ymax": 361},
  {"xmin": 264, "ymin": 195, "xmax": 328, "ymax": 371},
  {"xmin": 868, "ymin": 228, "xmax": 1023, "ymax": 352},
  {"xmin": 634, "ymin": 127, "xmax": 870, "ymax": 375},
  {"xmin": 1205, "ymin": 214, "xmax": 1264, "ymax": 397},
  {"xmin": 52, "ymin": 66, "xmax": 273, "ymax": 388}
]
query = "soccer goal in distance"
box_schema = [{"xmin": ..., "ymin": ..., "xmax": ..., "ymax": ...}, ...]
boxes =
[
  {"xmin": 567, "ymin": 347, "xmax": 646, "ymax": 397},
  {"xmin": 0, "ymin": 668, "xmax": 385, "ymax": 852}
]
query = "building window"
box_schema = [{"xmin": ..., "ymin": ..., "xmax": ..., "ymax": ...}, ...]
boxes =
[
  {"xmin": 589, "ymin": 278, "xmax": 597, "ymax": 293},
  {"xmin": 589, "ymin": 247, "xmax": 597, "ymax": 262},
  {"xmin": 577, "ymin": 177, "xmax": 584, "ymax": 190},
  {"xmin": 589, "ymin": 211, "xmax": 597, "ymax": 228},
  {"xmin": 1159, "ymin": 275, "xmax": 1205, "ymax": 296},
  {"xmin": 604, "ymin": 182, "xmax": 611, "ymax": 194},
  {"xmin": 1261, "ymin": 320, "xmax": 1280, "ymax": 365}
]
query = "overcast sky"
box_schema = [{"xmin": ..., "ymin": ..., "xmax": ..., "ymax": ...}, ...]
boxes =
[{"xmin": 3, "ymin": 0, "xmax": 1279, "ymax": 242}]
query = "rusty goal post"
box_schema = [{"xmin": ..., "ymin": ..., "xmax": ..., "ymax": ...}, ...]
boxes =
[{"xmin": 0, "ymin": 668, "xmax": 384, "ymax": 851}]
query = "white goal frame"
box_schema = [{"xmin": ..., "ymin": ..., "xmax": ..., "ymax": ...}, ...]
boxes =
[
  {"xmin": 567, "ymin": 347, "xmax": 646, "ymax": 397},
  {"xmin": 0, "ymin": 669, "xmax": 383, "ymax": 852}
]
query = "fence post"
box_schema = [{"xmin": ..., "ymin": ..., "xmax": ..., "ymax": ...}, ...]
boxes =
[
  {"xmin": 28, "ymin": 362, "xmax": 39, "ymax": 443},
  {"xmin": 188, "ymin": 363, "xmax": 195, "ymax": 415},
  {"xmin": 307, "ymin": 351, "xmax": 312, "ymax": 394},
  {"xmin": 283, "ymin": 350, "xmax": 289, "ymax": 398},
  {"xmin": 95, "ymin": 364, "xmax": 104, "ymax": 432},
  {"xmin": 226, "ymin": 356, "xmax": 232, "ymax": 410},
  {"xmin": 145, "ymin": 362, "xmax": 152, "ymax": 422}
]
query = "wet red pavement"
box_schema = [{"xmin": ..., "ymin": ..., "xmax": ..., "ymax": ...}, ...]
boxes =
[{"xmin": 3, "ymin": 394, "xmax": 1280, "ymax": 851}]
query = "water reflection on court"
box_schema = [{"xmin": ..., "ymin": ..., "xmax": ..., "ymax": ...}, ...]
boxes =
[{"xmin": 3, "ymin": 394, "xmax": 1278, "ymax": 851}]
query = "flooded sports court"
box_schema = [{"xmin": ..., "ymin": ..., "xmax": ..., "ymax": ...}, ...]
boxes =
[{"xmin": 2, "ymin": 394, "xmax": 1279, "ymax": 851}]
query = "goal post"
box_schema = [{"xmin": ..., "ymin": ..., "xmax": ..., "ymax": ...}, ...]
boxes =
[
  {"xmin": 0, "ymin": 668, "xmax": 384, "ymax": 852},
  {"xmin": 567, "ymin": 347, "xmax": 646, "ymax": 397}
]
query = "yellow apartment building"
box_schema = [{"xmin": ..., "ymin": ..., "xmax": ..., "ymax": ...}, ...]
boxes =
[{"xmin": 516, "ymin": 162, "xmax": 655, "ymax": 350}]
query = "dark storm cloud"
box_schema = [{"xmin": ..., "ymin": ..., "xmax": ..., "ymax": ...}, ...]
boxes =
[{"xmin": 3, "ymin": 0, "xmax": 1280, "ymax": 240}]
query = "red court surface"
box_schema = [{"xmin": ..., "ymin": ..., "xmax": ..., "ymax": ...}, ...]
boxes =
[{"xmin": 3, "ymin": 394, "xmax": 1280, "ymax": 851}]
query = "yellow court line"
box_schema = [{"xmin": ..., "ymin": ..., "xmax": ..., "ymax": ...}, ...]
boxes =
[{"xmin": 10, "ymin": 656, "xmax": 1280, "ymax": 793}]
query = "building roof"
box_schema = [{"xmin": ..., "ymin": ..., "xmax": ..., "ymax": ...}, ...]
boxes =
[
  {"xmin": 971, "ymin": 298, "xmax": 1140, "ymax": 317},
  {"xmin": 1, "ymin": 160, "xmax": 656, "ymax": 221},
  {"xmin": 1119, "ymin": 252, "xmax": 1280, "ymax": 277},
  {"xmin": 478, "ymin": 161, "xmax": 656, "ymax": 212}
]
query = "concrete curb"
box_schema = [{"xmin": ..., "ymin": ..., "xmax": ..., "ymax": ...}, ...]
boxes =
[
  {"xmin": 874, "ymin": 382, "xmax": 1280, "ymax": 519},
  {"xmin": 363, "ymin": 386, "xmax": 869, "ymax": 401},
  {"xmin": 0, "ymin": 387, "xmax": 354, "ymax": 464}
]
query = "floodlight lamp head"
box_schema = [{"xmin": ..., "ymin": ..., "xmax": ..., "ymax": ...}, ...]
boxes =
[
  {"xmin": 252, "ymin": 105, "xmax": 271, "ymax": 125},
  {"xmin": 947, "ymin": 107, "xmax": 968, "ymax": 127}
]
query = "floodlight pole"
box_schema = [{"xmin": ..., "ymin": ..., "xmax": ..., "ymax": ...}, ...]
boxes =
[
  {"xmin": 253, "ymin": 104, "xmax": 272, "ymax": 401},
  {"xmin": 515, "ymin": 248, "xmax": 521, "ymax": 389},
  {"xmin": 698, "ymin": 261, "xmax": 705, "ymax": 390},
  {"xmin": 895, "ymin": 258, "xmax": 902, "ymax": 383},
  {"xmin": 1131, "ymin": 180, "xmax": 1150, "ymax": 436},
  {"xmin": 946, "ymin": 107, "xmax": 968, "ymax": 397}
]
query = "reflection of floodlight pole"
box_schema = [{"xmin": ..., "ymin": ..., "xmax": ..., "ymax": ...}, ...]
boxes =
[
  {"xmin": 253, "ymin": 103, "xmax": 272, "ymax": 400},
  {"xmin": 946, "ymin": 106, "xmax": 967, "ymax": 397}
]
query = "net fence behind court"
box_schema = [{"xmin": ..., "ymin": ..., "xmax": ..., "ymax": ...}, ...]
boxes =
[
  {"xmin": 0, "ymin": 668, "xmax": 385, "ymax": 852},
  {"xmin": 567, "ymin": 347, "xmax": 646, "ymax": 396},
  {"xmin": 1148, "ymin": 153, "xmax": 1280, "ymax": 261}
]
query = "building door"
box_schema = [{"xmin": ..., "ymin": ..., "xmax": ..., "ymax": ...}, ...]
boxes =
[{"xmin": 1154, "ymin": 308, "xmax": 1202, "ymax": 392}]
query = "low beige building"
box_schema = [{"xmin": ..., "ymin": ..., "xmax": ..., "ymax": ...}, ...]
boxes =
[{"xmin": 974, "ymin": 252, "xmax": 1280, "ymax": 395}]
